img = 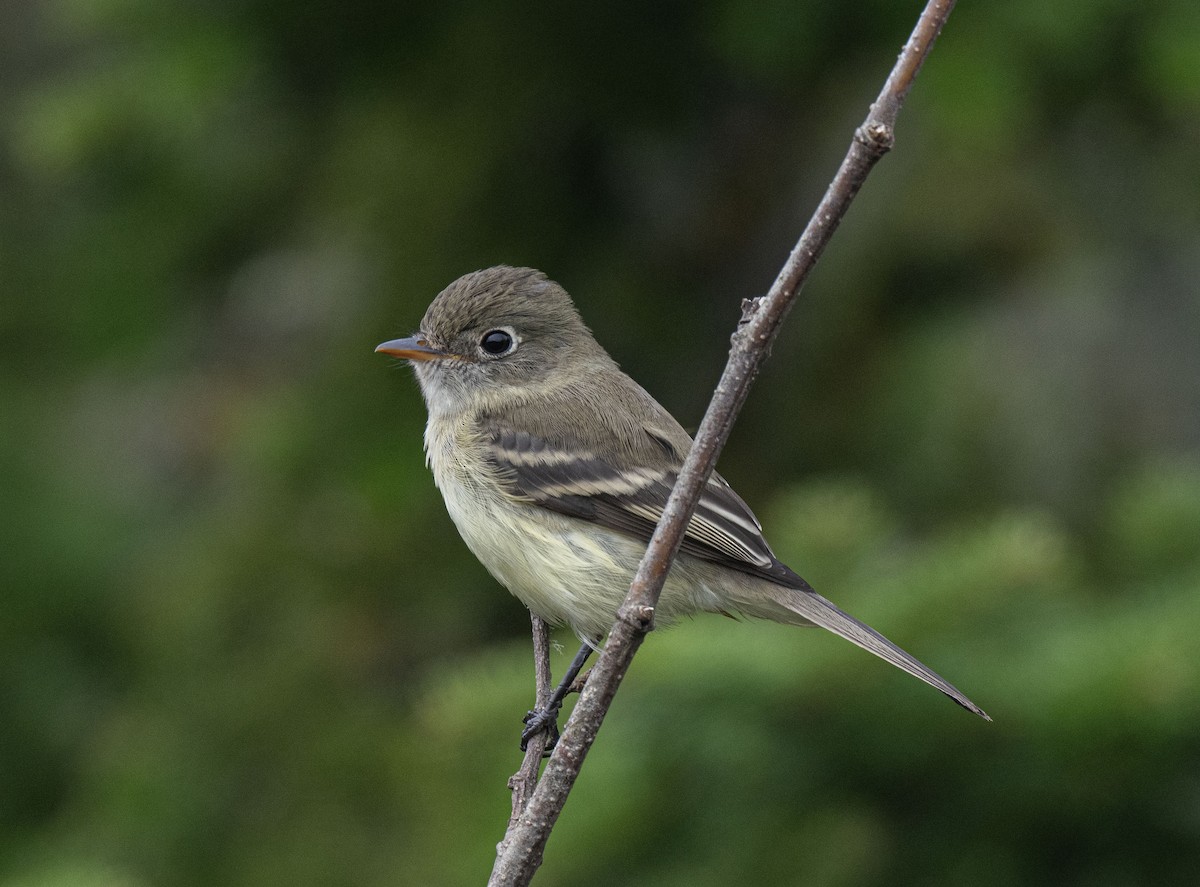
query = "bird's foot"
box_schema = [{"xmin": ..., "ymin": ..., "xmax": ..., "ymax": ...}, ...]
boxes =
[
  {"xmin": 520, "ymin": 704, "xmax": 562, "ymax": 755},
  {"xmin": 519, "ymin": 642, "xmax": 596, "ymax": 755}
]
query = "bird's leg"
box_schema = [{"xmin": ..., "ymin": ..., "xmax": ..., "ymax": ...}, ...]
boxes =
[{"xmin": 520, "ymin": 642, "xmax": 594, "ymax": 753}]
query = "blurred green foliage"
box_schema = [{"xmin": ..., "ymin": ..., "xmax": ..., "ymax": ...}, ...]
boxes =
[{"xmin": 2, "ymin": 0, "xmax": 1199, "ymax": 884}]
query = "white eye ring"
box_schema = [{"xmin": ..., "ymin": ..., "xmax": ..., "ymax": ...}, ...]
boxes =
[{"xmin": 479, "ymin": 326, "xmax": 518, "ymax": 357}]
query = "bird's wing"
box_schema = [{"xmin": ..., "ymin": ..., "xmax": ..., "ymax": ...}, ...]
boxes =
[
  {"xmin": 482, "ymin": 424, "xmax": 804, "ymax": 582},
  {"xmin": 479, "ymin": 412, "xmax": 991, "ymax": 720}
]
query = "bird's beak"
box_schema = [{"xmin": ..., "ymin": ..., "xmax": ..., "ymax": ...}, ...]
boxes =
[{"xmin": 374, "ymin": 335, "xmax": 452, "ymax": 362}]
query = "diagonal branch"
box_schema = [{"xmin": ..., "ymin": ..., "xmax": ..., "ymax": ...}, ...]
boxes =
[{"xmin": 489, "ymin": 1, "xmax": 958, "ymax": 883}]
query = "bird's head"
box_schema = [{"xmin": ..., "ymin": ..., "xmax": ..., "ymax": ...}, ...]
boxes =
[{"xmin": 376, "ymin": 266, "xmax": 605, "ymax": 415}]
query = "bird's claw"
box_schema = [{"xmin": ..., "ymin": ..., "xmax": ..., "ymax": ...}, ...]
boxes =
[{"xmin": 520, "ymin": 705, "xmax": 561, "ymax": 754}]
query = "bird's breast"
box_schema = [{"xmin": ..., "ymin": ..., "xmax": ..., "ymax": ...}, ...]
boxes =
[{"xmin": 420, "ymin": 414, "xmax": 736, "ymax": 640}]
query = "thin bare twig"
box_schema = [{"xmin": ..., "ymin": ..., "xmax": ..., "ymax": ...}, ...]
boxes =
[
  {"xmin": 489, "ymin": 2, "xmax": 957, "ymax": 883},
  {"xmin": 498, "ymin": 613, "xmax": 554, "ymax": 850}
]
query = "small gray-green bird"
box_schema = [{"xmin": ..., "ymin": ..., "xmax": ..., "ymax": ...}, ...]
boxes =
[{"xmin": 377, "ymin": 266, "xmax": 988, "ymax": 733}]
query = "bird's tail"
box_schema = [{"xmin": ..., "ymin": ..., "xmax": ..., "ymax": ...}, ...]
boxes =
[{"xmin": 737, "ymin": 582, "xmax": 990, "ymax": 720}]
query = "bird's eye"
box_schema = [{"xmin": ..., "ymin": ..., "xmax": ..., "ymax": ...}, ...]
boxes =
[{"xmin": 480, "ymin": 329, "xmax": 515, "ymax": 356}]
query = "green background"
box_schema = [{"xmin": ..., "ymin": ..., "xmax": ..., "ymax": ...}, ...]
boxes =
[{"xmin": 3, "ymin": 1, "xmax": 1200, "ymax": 884}]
